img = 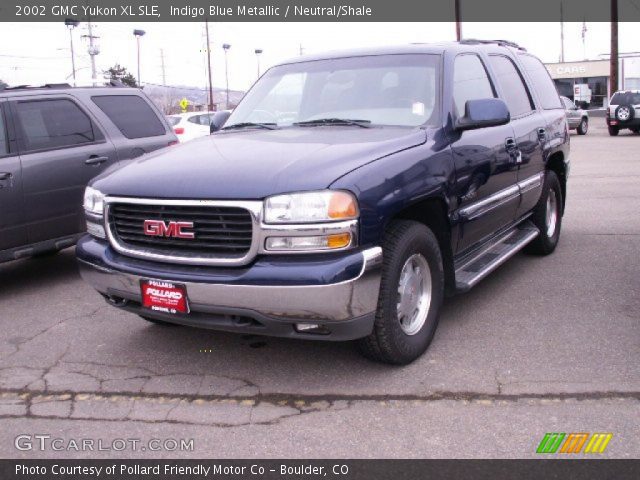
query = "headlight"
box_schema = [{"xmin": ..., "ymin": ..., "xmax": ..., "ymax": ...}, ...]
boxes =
[
  {"xmin": 83, "ymin": 186, "xmax": 105, "ymax": 216},
  {"xmin": 264, "ymin": 190, "xmax": 358, "ymax": 224}
]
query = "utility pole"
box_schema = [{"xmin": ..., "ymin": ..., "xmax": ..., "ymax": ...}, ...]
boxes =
[
  {"xmin": 610, "ymin": 0, "xmax": 619, "ymax": 96},
  {"xmin": 560, "ymin": 1, "xmax": 565, "ymax": 62},
  {"xmin": 222, "ymin": 43, "xmax": 231, "ymax": 109},
  {"xmin": 205, "ymin": 21, "xmax": 214, "ymax": 112},
  {"xmin": 454, "ymin": 0, "xmax": 462, "ymax": 41},
  {"xmin": 84, "ymin": 20, "xmax": 99, "ymax": 86},
  {"xmin": 64, "ymin": 19, "xmax": 80, "ymax": 85},
  {"xmin": 160, "ymin": 48, "xmax": 166, "ymax": 85}
]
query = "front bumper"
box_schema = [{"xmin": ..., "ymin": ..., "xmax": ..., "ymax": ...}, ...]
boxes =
[{"xmin": 76, "ymin": 236, "xmax": 382, "ymax": 341}]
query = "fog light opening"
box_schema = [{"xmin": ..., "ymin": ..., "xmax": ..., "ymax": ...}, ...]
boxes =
[{"xmin": 295, "ymin": 323, "xmax": 331, "ymax": 335}]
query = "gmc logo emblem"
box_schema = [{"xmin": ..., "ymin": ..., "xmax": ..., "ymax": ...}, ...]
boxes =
[{"xmin": 143, "ymin": 220, "xmax": 195, "ymax": 239}]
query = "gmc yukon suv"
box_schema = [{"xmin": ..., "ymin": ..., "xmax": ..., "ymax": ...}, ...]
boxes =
[{"xmin": 77, "ymin": 41, "xmax": 569, "ymax": 364}]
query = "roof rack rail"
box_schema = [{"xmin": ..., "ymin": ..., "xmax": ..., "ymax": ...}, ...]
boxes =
[
  {"xmin": 1, "ymin": 83, "xmax": 73, "ymax": 91},
  {"xmin": 459, "ymin": 39, "xmax": 527, "ymax": 51}
]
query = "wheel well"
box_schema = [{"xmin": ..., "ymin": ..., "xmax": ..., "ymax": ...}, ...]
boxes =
[
  {"xmin": 546, "ymin": 152, "xmax": 567, "ymax": 213},
  {"xmin": 392, "ymin": 198, "xmax": 456, "ymax": 294}
]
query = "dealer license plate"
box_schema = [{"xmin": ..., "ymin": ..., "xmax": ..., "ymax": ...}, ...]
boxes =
[{"xmin": 140, "ymin": 279, "xmax": 189, "ymax": 315}]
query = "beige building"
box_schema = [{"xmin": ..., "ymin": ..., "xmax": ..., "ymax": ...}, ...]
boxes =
[{"xmin": 544, "ymin": 55, "xmax": 640, "ymax": 108}]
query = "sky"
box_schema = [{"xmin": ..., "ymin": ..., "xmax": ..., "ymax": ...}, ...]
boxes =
[{"xmin": 1, "ymin": 22, "xmax": 639, "ymax": 92}]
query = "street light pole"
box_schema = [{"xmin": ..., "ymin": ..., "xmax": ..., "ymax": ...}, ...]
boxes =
[
  {"xmin": 205, "ymin": 21, "xmax": 214, "ymax": 112},
  {"xmin": 64, "ymin": 19, "xmax": 80, "ymax": 85},
  {"xmin": 222, "ymin": 43, "xmax": 231, "ymax": 109},
  {"xmin": 255, "ymin": 49, "xmax": 263, "ymax": 79},
  {"xmin": 133, "ymin": 29, "xmax": 146, "ymax": 86}
]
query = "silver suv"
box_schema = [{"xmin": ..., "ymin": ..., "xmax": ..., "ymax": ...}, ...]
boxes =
[{"xmin": 606, "ymin": 90, "xmax": 640, "ymax": 136}]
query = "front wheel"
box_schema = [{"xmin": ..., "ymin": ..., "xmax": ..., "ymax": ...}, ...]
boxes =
[
  {"xmin": 525, "ymin": 171, "xmax": 563, "ymax": 255},
  {"xmin": 608, "ymin": 126, "xmax": 619, "ymax": 136},
  {"xmin": 577, "ymin": 118, "xmax": 588, "ymax": 135},
  {"xmin": 357, "ymin": 220, "xmax": 444, "ymax": 365}
]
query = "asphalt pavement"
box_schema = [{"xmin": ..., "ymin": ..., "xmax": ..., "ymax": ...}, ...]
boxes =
[{"xmin": 1, "ymin": 122, "xmax": 638, "ymax": 459}]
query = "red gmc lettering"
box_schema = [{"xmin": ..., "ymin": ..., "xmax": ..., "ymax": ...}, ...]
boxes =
[{"xmin": 143, "ymin": 220, "xmax": 195, "ymax": 239}]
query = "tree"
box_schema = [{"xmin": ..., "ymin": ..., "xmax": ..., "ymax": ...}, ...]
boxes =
[
  {"xmin": 0, "ymin": 79, "xmax": 7, "ymax": 90},
  {"xmin": 104, "ymin": 64, "xmax": 137, "ymax": 87}
]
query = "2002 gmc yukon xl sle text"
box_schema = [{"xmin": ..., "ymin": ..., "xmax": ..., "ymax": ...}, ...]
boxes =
[{"xmin": 77, "ymin": 41, "xmax": 570, "ymax": 364}]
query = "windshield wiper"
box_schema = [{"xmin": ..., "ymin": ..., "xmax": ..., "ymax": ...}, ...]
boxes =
[
  {"xmin": 222, "ymin": 122, "xmax": 277, "ymax": 131},
  {"xmin": 293, "ymin": 118, "xmax": 372, "ymax": 128}
]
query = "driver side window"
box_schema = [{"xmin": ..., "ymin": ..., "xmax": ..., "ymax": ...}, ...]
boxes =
[{"xmin": 453, "ymin": 54, "xmax": 495, "ymax": 117}]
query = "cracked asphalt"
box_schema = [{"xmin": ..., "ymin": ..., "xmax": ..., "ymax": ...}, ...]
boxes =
[{"xmin": 1, "ymin": 124, "xmax": 638, "ymax": 459}]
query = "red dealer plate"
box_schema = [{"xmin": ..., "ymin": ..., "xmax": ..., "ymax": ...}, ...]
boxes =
[{"xmin": 140, "ymin": 279, "xmax": 190, "ymax": 314}]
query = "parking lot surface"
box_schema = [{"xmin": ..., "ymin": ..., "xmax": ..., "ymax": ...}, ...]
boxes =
[{"xmin": 1, "ymin": 124, "xmax": 638, "ymax": 458}]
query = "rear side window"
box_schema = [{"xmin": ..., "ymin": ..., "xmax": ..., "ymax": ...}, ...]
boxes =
[
  {"xmin": 488, "ymin": 55, "xmax": 534, "ymax": 117},
  {"xmin": 92, "ymin": 95, "xmax": 166, "ymax": 139},
  {"xmin": 452, "ymin": 54, "xmax": 495, "ymax": 116},
  {"xmin": 518, "ymin": 54, "xmax": 562, "ymax": 110},
  {"xmin": 15, "ymin": 99, "xmax": 95, "ymax": 152},
  {"xmin": 0, "ymin": 106, "xmax": 8, "ymax": 155},
  {"xmin": 166, "ymin": 116, "xmax": 180, "ymax": 127}
]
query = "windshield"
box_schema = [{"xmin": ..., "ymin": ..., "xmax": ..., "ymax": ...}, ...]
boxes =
[
  {"xmin": 611, "ymin": 92, "xmax": 640, "ymax": 105},
  {"xmin": 227, "ymin": 54, "xmax": 440, "ymax": 128}
]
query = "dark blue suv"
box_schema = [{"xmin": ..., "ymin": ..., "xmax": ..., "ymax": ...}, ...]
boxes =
[{"xmin": 77, "ymin": 41, "xmax": 569, "ymax": 364}]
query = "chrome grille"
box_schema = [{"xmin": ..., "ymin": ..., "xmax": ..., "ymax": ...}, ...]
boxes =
[{"xmin": 108, "ymin": 202, "xmax": 254, "ymax": 260}]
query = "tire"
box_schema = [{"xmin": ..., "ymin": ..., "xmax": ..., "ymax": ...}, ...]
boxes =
[
  {"xmin": 608, "ymin": 126, "xmax": 619, "ymax": 136},
  {"xmin": 631, "ymin": 128, "xmax": 640, "ymax": 134},
  {"xmin": 577, "ymin": 118, "xmax": 588, "ymax": 135},
  {"xmin": 357, "ymin": 220, "xmax": 444, "ymax": 365},
  {"xmin": 139, "ymin": 315, "xmax": 179, "ymax": 327},
  {"xmin": 525, "ymin": 171, "xmax": 563, "ymax": 256}
]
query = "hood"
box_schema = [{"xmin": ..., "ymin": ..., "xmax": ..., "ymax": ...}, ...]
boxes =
[{"xmin": 92, "ymin": 127, "xmax": 427, "ymax": 199}]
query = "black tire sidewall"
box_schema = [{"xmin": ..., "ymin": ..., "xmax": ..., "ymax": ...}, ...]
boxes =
[
  {"xmin": 528, "ymin": 171, "xmax": 563, "ymax": 254},
  {"xmin": 375, "ymin": 222, "xmax": 444, "ymax": 363},
  {"xmin": 608, "ymin": 126, "xmax": 619, "ymax": 136},
  {"xmin": 577, "ymin": 118, "xmax": 588, "ymax": 135}
]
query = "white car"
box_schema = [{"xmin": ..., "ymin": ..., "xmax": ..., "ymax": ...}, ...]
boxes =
[{"xmin": 166, "ymin": 112, "xmax": 215, "ymax": 142}]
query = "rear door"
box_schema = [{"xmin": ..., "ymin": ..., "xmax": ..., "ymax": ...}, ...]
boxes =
[
  {"xmin": 0, "ymin": 99, "xmax": 27, "ymax": 251},
  {"xmin": 10, "ymin": 95, "xmax": 117, "ymax": 243},
  {"xmin": 449, "ymin": 53, "xmax": 520, "ymax": 253},
  {"xmin": 561, "ymin": 97, "xmax": 580, "ymax": 128},
  {"xmin": 487, "ymin": 54, "xmax": 546, "ymax": 217}
]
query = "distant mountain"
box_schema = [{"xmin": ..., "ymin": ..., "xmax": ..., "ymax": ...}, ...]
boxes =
[{"xmin": 144, "ymin": 83, "xmax": 245, "ymax": 113}]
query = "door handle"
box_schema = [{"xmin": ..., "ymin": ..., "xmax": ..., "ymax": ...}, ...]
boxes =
[
  {"xmin": 505, "ymin": 138, "xmax": 522, "ymax": 165},
  {"xmin": 0, "ymin": 172, "xmax": 13, "ymax": 189},
  {"xmin": 537, "ymin": 128, "xmax": 546, "ymax": 142},
  {"xmin": 85, "ymin": 155, "xmax": 109, "ymax": 165}
]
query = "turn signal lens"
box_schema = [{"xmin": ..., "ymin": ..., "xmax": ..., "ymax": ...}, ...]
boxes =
[
  {"xmin": 328, "ymin": 192, "xmax": 358, "ymax": 220},
  {"xmin": 265, "ymin": 233, "xmax": 352, "ymax": 251},
  {"xmin": 326, "ymin": 233, "xmax": 351, "ymax": 249}
]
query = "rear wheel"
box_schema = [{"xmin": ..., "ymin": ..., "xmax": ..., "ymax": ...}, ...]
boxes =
[
  {"xmin": 608, "ymin": 126, "xmax": 619, "ymax": 136},
  {"xmin": 525, "ymin": 171, "xmax": 563, "ymax": 255},
  {"xmin": 632, "ymin": 128, "xmax": 640, "ymax": 134},
  {"xmin": 577, "ymin": 118, "xmax": 588, "ymax": 135},
  {"xmin": 357, "ymin": 220, "xmax": 444, "ymax": 365}
]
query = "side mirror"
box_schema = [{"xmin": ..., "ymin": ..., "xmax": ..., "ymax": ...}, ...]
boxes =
[
  {"xmin": 456, "ymin": 98, "xmax": 510, "ymax": 131},
  {"xmin": 210, "ymin": 110, "xmax": 231, "ymax": 133}
]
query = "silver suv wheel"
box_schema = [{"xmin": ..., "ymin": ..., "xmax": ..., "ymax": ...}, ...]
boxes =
[{"xmin": 617, "ymin": 106, "xmax": 631, "ymax": 121}]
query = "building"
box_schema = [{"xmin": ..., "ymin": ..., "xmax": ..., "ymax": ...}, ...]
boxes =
[{"xmin": 545, "ymin": 53, "xmax": 640, "ymax": 109}]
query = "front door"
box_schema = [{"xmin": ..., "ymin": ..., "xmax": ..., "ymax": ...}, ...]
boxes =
[
  {"xmin": 10, "ymin": 96, "xmax": 117, "ymax": 243},
  {"xmin": 449, "ymin": 53, "xmax": 520, "ymax": 253}
]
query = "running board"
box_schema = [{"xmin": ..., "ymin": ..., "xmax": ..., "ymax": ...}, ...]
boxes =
[{"xmin": 454, "ymin": 221, "xmax": 540, "ymax": 292}]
